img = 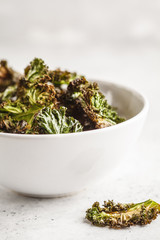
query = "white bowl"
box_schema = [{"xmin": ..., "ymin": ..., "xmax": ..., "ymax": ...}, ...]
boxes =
[{"xmin": 0, "ymin": 80, "xmax": 148, "ymax": 197}]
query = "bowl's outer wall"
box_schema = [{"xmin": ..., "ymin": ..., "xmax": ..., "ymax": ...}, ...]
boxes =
[
  {"xmin": 0, "ymin": 82, "xmax": 148, "ymax": 196},
  {"xmin": 0, "ymin": 114, "xmax": 147, "ymax": 196}
]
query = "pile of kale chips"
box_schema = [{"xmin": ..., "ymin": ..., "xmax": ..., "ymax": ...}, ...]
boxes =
[{"xmin": 0, "ymin": 58, "xmax": 125, "ymax": 134}]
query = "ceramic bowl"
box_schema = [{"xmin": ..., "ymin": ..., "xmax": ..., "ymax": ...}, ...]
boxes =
[{"xmin": 0, "ymin": 80, "xmax": 149, "ymax": 197}]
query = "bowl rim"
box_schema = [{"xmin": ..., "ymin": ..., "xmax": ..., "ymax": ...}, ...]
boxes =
[{"xmin": 0, "ymin": 80, "xmax": 149, "ymax": 138}]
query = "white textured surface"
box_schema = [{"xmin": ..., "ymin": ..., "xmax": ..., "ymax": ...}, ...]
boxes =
[
  {"xmin": 0, "ymin": 156, "xmax": 160, "ymax": 240},
  {"xmin": 0, "ymin": 0, "xmax": 160, "ymax": 239}
]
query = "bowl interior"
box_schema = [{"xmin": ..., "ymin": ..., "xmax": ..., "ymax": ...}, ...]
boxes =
[{"xmin": 97, "ymin": 81, "xmax": 145, "ymax": 120}]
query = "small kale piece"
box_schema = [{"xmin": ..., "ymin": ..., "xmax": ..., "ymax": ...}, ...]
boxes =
[
  {"xmin": 17, "ymin": 58, "xmax": 57, "ymax": 107},
  {"xmin": 0, "ymin": 115, "xmax": 30, "ymax": 134},
  {"xmin": 0, "ymin": 100, "xmax": 27, "ymax": 114},
  {"xmin": 18, "ymin": 82, "xmax": 57, "ymax": 108},
  {"xmin": 34, "ymin": 106, "xmax": 83, "ymax": 134},
  {"xmin": 24, "ymin": 58, "xmax": 49, "ymax": 83},
  {"xmin": 86, "ymin": 199, "xmax": 160, "ymax": 229},
  {"xmin": 0, "ymin": 60, "xmax": 22, "ymax": 92},
  {"xmin": 0, "ymin": 100, "xmax": 42, "ymax": 133},
  {"xmin": 65, "ymin": 77, "xmax": 125, "ymax": 130},
  {"xmin": 0, "ymin": 101, "xmax": 32, "ymax": 134},
  {"xmin": 49, "ymin": 68, "xmax": 79, "ymax": 88},
  {"xmin": 0, "ymin": 85, "xmax": 17, "ymax": 101}
]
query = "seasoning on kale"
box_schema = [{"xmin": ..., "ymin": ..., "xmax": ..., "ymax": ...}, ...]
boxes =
[{"xmin": 86, "ymin": 199, "xmax": 160, "ymax": 229}]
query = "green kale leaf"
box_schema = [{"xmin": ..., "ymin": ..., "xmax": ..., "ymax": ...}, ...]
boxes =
[
  {"xmin": 49, "ymin": 68, "xmax": 79, "ymax": 88},
  {"xmin": 24, "ymin": 58, "xmax": 49, "ymax": 83},
  {"xmin": 66, "ymin": 77, "xmax": 125, "ymax": 130},
  {"xmin": 35, "ymin": 106, "xmax": 83, "ymax": 134},
  {"xmin": 86, "ymin": 199, "xmax": 160, "ymax": 229}
]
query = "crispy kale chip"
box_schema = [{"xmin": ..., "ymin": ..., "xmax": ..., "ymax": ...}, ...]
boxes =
[
  {"xmin": 0, "ymin": 85, "xmax": 17, "ymax": 101},
  {"xmin": 33, "ymin": 106, "xmax": 83, "ymax": 134},
  {"xmin": 86, "ymin": 199, "xmax": 160, "ymax": 229},
  {"xmin": 49, "ymin": 68, "xmax": 78, "ymax": 88},
  {"xmin": 17, "ymin": 81, "xmax": 57, "ymax": 107},
  {"xmin": 0, "ymin": 100, "xmax": 41, "ymax": 133},
  {"xmin": 65, "ymin": 77, "xmax": 125, "ymax": 130},
  {"xmin": 0, "ymin": 60, "xmax": 22, "ymax": 93},
  {"xmin": 24, "ymin": 58, "xmax": 49, "ymax": 83},
  {"xmin": 0, "ymin": 118, "xmax": 28, "ymax": 134},
  {"xmin": 16, "ymin": 58, "xmax": 57, "ymax": 107}
]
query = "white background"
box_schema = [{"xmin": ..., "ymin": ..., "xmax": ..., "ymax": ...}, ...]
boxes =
[{"xmin": 0, "ymin": 0, "xmax": 160, "ymax": 239}]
